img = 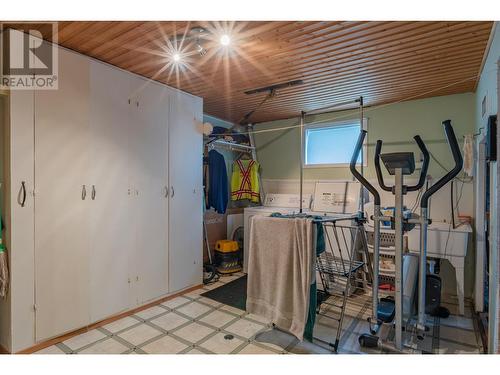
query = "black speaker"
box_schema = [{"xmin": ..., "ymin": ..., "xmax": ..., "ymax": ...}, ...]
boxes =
[
  {"xmin": 425, "ymin": 274, "xmax": 442, "ymax": 315},
  {"xmin": 487, "ymin": 114, "xmax": 497, "ymax": 162}
]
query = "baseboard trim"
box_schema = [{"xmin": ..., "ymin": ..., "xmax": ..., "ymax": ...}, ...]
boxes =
[{"xmin": 16, "ymin": 283, "xmax": 203, "ymax": 354}]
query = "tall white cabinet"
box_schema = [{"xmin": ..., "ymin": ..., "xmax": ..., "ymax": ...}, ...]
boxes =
[
  {"xmin": 88, "ymin": 61, "xmax": 135, "ymax": 323},
  {"xmin": 168, "ymin": 93, "xmax": 203, "ymax": 293},
  {"xmin": 2, "ymin": 43, "xmax": 203, "ymax": 351},
  {"xmin": 34, "ymin": 48, "xmax": 92, "ymax": 340},
  {"xmin": 128, "ymin": 75, "xmax": 170, "ymax": 305}
]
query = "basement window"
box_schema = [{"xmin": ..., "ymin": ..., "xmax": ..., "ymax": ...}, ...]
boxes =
[{"xmin": 304, "ymin": 119, "xmax": 367, "ymax": 167}]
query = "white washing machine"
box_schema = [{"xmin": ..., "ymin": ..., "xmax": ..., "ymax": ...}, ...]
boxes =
[
  {"xmin": 243, "ymin": 193, "xmax": 313, "ymax": 273},
  {"xmin": 243, "ymin": 181, "xmax": 361, "ymax": 273}
]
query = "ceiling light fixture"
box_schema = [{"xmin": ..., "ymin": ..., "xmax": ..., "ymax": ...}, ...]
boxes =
[
  {"xmin": 167, "ymin": 26, "xmax": 235, "ymax": 62},
  {"xmin": 220, "ymin": 34, "xmax": 231, "ymax": 46},
  {"xmin": 195, "ymin": 41, "xmax": 208, "ymax": 56}
]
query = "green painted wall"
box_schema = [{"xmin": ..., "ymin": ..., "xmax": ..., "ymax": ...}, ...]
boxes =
[
  {"xmin": 254, "ymin": 93, "xmax": 476, "ymax": 183},
  {"xmin": 253, "ymin": 92, "xmax": 476, "ymax": 298}
]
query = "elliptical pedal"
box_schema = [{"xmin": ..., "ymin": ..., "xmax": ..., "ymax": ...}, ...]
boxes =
[
  {"xmin": 359, "ymin": 333, "xmax": 379, "ymax": 348},
  {"xmin": 377, "ymin": 297, "xmax": 396, "ymax": 323}
]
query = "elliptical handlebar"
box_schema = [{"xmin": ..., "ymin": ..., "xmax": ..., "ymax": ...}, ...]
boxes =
[
  {"xmin": 420, "ymin": 120, "xmax": 463, "ymax": 209},
  {"xmin": 350, "ymin": 130, "xmax": 380, "ymax": 206},
  {"xmin": 406, "ymin": 135, "xmax": 430, "ymax": 192},
  {"xmin": 374, "ymin": 140, "xmax": 392, "ymax": 192}
]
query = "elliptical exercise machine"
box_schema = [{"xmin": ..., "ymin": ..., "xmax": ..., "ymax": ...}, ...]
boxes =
[{"xmin": 350, "ymin": 120, "xmax": 463, "ymax": 352}]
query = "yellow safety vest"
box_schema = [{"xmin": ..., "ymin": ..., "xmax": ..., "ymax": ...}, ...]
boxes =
[{"xmin": 231, "ymin": 159, "xmax": 260, "ymax": 203}]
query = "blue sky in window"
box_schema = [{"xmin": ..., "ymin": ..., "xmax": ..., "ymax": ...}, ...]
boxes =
[{"xmin": 305, "ymin": 123, "xmax": 361, "ymax": 165}]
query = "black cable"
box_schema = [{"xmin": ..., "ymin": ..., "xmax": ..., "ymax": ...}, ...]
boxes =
[
  {"xmin": 443, "ymin": 179, "xmax": 465, "ymax": 258},
  {"xmin": 451, "ymin": 180, "xmax": 456, "ymax": 229},
  {"xmin": 429, "ymin": 150, "xmax": 471, "ymax": 184},
  {"xmin": 410, "ymin": 185, "xmax": 423, "ymax": 213}
]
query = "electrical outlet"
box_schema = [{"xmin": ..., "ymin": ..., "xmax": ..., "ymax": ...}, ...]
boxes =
[{"xmin": 415, "ymin": 152, "xmax": 424, "ymax": 170}]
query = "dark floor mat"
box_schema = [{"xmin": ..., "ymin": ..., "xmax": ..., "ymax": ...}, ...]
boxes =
[{"xmin": 201, "ymin": 275, "xmax": 247, "ymax": 311}]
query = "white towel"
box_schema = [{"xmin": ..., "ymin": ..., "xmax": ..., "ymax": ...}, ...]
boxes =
[
  {"xmin": 0, "ymin": 249, "xmax": 8, "ymax": 299},
  {"xmin": 246, "ymin": 216, "xmax": 314, "ymax": 340},
  {"xmin": 463, "ymin": 134, "xmax": 474, "ymax": 177}
]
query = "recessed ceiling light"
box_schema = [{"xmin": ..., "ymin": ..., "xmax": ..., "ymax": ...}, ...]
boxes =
[{"xmin": 220, "ymin": 34, "xmax": 231, "ymax": 46}]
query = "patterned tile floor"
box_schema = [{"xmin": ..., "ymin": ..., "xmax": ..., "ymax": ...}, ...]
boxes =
[{"xmin": 34, "ymin": 273, "xmax": 483, "ymax": 354}]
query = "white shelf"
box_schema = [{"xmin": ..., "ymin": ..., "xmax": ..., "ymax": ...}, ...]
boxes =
[
  {"xmin": 367, "ymin": 243, "xmax": 396, "ymax": 257},
  {"xmin": 379, "ymin": 268, "xmax": 396, "ymax": 277}
]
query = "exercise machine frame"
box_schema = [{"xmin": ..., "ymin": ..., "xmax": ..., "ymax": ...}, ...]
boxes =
[{"xmin": 350, "ymin": 120, "xmax": 463, "ymax": 352}]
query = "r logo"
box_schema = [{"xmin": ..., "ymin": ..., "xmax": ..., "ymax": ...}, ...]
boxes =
[{"xmin": 0, "ymin": 22, "xmax": 58, "ymax": 89}]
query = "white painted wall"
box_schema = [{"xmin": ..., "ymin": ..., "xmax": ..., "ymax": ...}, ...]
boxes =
[
  {"xmin": 474, "ymin": 22, "xmax": 500, "ymax": 314},
  {"xmin": 476, "ymin": 23, "xmax": 500, "ymax": 133}
]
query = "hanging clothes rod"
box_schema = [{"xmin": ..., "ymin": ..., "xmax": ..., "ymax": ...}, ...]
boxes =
[
  {"xmin": 206, "ymin": 139, "xmax": 255, "ymax": 153},
  {"xmin": 312, "ymin": 214, "xmax": 361, "ymax": 224},
  {"xmin": 303, "ymin": 97, "xmax": 363, "ymax": 116}
]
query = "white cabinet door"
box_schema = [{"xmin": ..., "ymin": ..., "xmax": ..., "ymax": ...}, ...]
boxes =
[
  {"xmin": 129, "ymin": 78, "xmax": 169, "ymax": 303},
  {"xmin": 7, "ymin": 90, "xmax": 36, "ymax": 351},
  {"xmin": 88, "ymin": 61, "xmax": 134, "ymax": 321},
  {"xmin": 168, "ymin": 92, "xmax": 203, "ymax": 293},
  {"xmin": 34, "ymin": 48, "xmax": 91, "ymax": 340}
]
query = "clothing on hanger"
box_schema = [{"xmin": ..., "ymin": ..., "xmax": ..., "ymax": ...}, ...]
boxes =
[
  {"xmin": 231, "ymin": 158, "xmax": 260, "ymax": 203},
  {"xmin": 203, "ymin": 161, "xmax": 209, "ymax": 211},
  {"xmin": 207, "ymin": 150, "xmax": 229, "ymax": 214},
  {"xmin": 463, "ymin": 134, "xmax": 473, "ymax": 176},
  {"xmin": 0, "ymin": 201, "xmax": 8, "ymax": 299}
]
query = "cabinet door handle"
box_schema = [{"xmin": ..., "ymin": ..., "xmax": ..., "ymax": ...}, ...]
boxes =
[
  {"xmin": 82, "ymin": 185, "xmax": 87, "ymax": 200},
  {"xmin": 91, "ymin": 185, "xmax": 96, "ymax": 200},
  {"xmin": 170, "ymin": 186, "xmax": 175, "ymax": 198},
  {"xmin": 164, "ymin": 186, "xmax": 169, "ymax": 198},
  {"xmin": 19, "ymin": 181, "xmax": 27, "ymax": 207}
]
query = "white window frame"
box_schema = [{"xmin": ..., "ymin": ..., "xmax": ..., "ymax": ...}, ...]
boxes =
[{"xmin": 303, "ymin": 118, "xmax": 368, "ymax": 168}]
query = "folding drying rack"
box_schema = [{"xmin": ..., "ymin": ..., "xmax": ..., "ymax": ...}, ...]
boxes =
[
  {"xmin": 293, "ymin": 96, "xmax": 369, "ymax": 352},
  {"xmin": 313, "ymin": 215, "xmax": 372, "ymax": 352}
]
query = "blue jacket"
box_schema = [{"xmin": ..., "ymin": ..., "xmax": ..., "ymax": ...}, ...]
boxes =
[{"xmin": 208, "ymin": 150, "xmax": 229, "ymax": 214}]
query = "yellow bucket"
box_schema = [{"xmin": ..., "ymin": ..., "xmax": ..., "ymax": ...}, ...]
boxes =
[{"xmin": 215, "ymin": 240, "xmax": 239, "ymax": 253}]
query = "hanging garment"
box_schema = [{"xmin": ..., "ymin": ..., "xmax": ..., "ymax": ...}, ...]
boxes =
[
  {"xmin": 463, "ymin": 134, "xmax": 474, "ymax": 176},
  {"xmin": 0, "ymin": 213, "xmax": 8, "ymax": 299},
  {"xmin": 207, "ymin": 150, "xmax": 229, "ymax": 214},
  {"xmin": 231, "ymin": 159, "xmax": 260, "ymax": 203},
  {"xmin": 0, "ymin": 243, "xmax": 8, "ymax": 299},
  {"xmin": 211, "ymin": 126, "xmax": 228, "ymax": 136},
  {"xmin": 203, "ymin": 158, "xmax": 210, "ymax": 211}
]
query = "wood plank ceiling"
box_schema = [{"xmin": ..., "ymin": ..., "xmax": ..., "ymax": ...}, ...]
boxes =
[{"xmin": 28, "ymin": 21, "xmax": 494, "ymax": 124}]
